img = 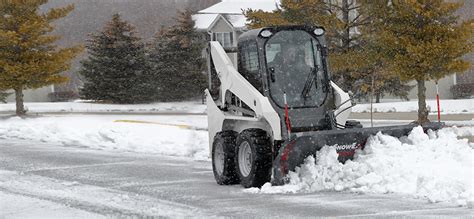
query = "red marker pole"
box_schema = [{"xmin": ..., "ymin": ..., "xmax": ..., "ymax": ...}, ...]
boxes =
[
  {"xmin": 436, "ymin": 82, "xmax": 441, "ymax": 122},
  {"xmin": 284, "ymin": 93, "xmax": 291, "ymax": 139}
]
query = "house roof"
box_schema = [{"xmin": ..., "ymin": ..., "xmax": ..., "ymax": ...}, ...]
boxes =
[
  {"xmin": 199, "ymin": 0, "xmax": 279, "ymax": 15},
  {"xmin": 192, "ymin": 14, "xmax": 220, "ymax": 30},
  {"xmin": 194, "ymin": 0, "xmax": 279, "ymax": 30},
  {"xmin": 225, "ymin": 14, "xmax": 247, "ymax": 29}
]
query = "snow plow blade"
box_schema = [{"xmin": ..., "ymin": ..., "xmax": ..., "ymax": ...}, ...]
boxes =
[{"xmin": 272, "ymin": 122, "xmax": 445, "ymax": 185}]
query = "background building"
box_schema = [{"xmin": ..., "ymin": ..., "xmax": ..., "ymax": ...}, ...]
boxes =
[{"xmin": 193, "ymin": 0, "xmax": 279, "ymax": 66}]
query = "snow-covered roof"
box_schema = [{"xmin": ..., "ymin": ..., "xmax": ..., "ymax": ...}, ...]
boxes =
[
  {"xmin": 199, "ymin": 0, "xmax": 279, "ymax": 15},
  {"xmin": 192, "ymin": 14, "xmax": 219, "ymax": 30},
  {"xmin": 225, "ymin": 14, "xmax": 247, "ymax": 29},
  {"xmin": 193, "ymin": 0, "xmax": 280, "ymax": 30}
]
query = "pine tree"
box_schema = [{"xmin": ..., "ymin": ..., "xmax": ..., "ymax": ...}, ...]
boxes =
[
  {"xmin": 374, "ymin": 0, "xmax": 474, "ymax": 124},
  {"xmin": 0, "ymin": 1, "xmax": 82, "ymax": 115},
  {"xmin": 0, "ymin": 90, "xmax": 9, "ymax": 103},
  {"xmin": 245, "ymin": 0, "xmax": 413, "ymax": 99},
  {"xmin": 148, "ymin": 10, "xmax": 207, "ymax": 101},
  {"xmin": 80, "ymin": 14, "xmax": 155, "ymax": 104}
]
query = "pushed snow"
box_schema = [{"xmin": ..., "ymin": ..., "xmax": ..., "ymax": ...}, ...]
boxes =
[
  {"xmin": 0, "ymin": 115, "xmax": 209, "ymax": 160},
  {"xmin": 247, "ymin": 126, "xmax": 473, "ymax": 206}
]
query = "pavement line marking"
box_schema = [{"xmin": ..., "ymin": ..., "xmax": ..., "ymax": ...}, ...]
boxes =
[{"xmin": 113, "ymin": 120, "xmax": 208, "ymax": 131}]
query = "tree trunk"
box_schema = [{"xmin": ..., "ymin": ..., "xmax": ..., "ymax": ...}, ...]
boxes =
[
  {"xmin": 416, "ymin": 79, "xmax": 429, "ymax": 124},
  {"xmin": 14, "ymin": 87, "xmax": 26, "ymax": 116},
  {"xmin": 340, "ymin": 0, "xmax": 351, "ymax": 91},
  {"xmin": 375, "ymin": 92, "xmax": 381, "ymax": 103},
  {"xmin": 370, "ymin": 72, "xmax": 375, "ymax": 127},
  {"xmin": 341, "ymin": 0, "xmax": 350, "ymax": 49}
]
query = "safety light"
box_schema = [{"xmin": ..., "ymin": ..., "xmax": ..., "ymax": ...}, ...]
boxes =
[
  {"xmin": 260, "ymin": 29, "xmax": 273, "ymax": 38},
  {"xmin": 313, "ymin": 28, "xmax": 325, "ymax": 36}
]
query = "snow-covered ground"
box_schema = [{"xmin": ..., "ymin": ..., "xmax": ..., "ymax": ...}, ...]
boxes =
[
  {"xmin": 0, "ymin": 101, "xmax": 206, "ymax": 114},
  {"xmin": 0, "ymin": 190, "xmax": 105, "ymax": 219},
  {"xmin": 0, "ymin": 115, "xmax": 209, "ymax": 160},
  {"xmin": 0, "ymin": 114, "xmax": 473, "ymax": 207},
  {"xmin": 0, "ymin": 168, "xmax": 203, "ymax": 218},
  {"xmin": 0, "ymin": 98, "xmax": 472, "ymax": 115},
  {"xmin": 246, "ymin": 126, "xmax": 474, "ymax": 206},
  {"xmin": 353, "ymin": 99, "xmax": 474, "ymax": 114}
]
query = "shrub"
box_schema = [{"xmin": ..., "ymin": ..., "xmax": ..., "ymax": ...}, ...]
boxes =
[{"xmin": 451, "ymin": 83, "xmax": 474, "ymax": 99}]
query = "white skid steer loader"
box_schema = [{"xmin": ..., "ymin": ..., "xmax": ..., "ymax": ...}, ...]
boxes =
[{"xmin": 205, "ymin": 26, "xmax": 443, "ymax": 188}]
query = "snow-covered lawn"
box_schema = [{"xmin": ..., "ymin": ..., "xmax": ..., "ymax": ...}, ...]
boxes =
[
  {"xmin": 353, "ymin": 99, "xmax": 474, "ymax": 114},
  {"xmin": 0, "ymin": 115, "xmax": 472, "ymax": 206},
  {"xmin": 0, "ymin": 98, "xmax": 472, "ymax": 115},
  {"xmin": 0, "ymin": 101, "xmax": 206, "ymax": 114}
]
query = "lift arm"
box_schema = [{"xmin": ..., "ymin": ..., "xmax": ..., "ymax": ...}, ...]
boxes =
[{"xmin": 208, "ymin": 41, "xmax": 282, "ymax": 141}]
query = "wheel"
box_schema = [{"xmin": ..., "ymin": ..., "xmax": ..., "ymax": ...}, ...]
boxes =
[
  {"xmin": 235, "ymin": 129, "xmax": 272, "ymax": 188},
  {"xmin": 212, "ymin": 131, "xmax": 239, "ymax": 185}
]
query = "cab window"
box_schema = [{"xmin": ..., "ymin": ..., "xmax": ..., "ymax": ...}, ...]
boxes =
[{"xmin": 238, "ymin": 41, "xmax": 262, "ymax": 92}]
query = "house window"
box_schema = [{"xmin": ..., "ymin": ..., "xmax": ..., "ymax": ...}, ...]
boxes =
[{"xmin": 213, "ymin": 32, "xmax": 233, "ymax": 47}]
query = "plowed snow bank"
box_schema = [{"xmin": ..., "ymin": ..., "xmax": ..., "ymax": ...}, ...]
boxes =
[
  {"xmin": 0, "ymin": 116, "xmax": 209, "ymax": 160},
  {"xmin": 247, "ymin": 126, "xmax": 473, "ymax": 206}
]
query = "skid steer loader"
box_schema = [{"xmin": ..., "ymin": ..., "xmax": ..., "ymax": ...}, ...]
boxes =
[{"xmin": 205, "ymin": 26, "xmax": 443, "ymax": 188}]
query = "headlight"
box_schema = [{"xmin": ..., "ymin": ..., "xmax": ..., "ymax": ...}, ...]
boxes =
[
  {"xmin": 260, "ymin": 29, "xmax": 273, "ymax": 38},
  {"xmin": 313, "ymin": 28, "xmax": 325, "ymax": 36}
]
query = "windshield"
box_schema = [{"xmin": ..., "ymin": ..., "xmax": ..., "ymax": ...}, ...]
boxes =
[{"xmin": 265, "ymin": 30, "xmax": 326, "ymax": 108}]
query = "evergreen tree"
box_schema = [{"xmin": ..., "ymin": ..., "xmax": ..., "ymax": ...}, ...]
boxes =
[
  {"xmin": 0, "ymin": 1, "xmax": 82, "ymax": 115},
  {"xmin": 0, "ymin": 90, "xmax": 9, "ymax": 103},
  {"xmin": 80, "ymin": 14, "xmax": 155, "ymax": 104},
  {"xmin": 373, "ymin": 0, "xmax": 473, "ymax": 124},
  {"xmin": 148, "ymin": 10, "xmax": 207, "ymax": 101}
]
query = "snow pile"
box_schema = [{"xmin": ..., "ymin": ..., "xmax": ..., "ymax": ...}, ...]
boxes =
[
  {"xmin": 248, "ymin": 126, "xmax": 473, "ymax": 206},
  {"xmin": 0, "ymin": 116, "xmax": 209, "ymax": 160},
  {"xmin": 352, "ymin": 99, "xmax": 474, "ymax": 114}
]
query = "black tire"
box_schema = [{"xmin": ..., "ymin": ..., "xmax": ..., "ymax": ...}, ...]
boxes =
[
  {"xmin": 235, "ymin": 129, "xmax": 272, "ymax": 188},
  {"xmin": 212, "ymin": 131, "xmax": 239, "ymax": 185}
]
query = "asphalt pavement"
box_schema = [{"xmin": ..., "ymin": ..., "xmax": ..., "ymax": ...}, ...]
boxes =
[{"xmin": 0, "ymin": 140, "xmax": 471, "ymax": 218}]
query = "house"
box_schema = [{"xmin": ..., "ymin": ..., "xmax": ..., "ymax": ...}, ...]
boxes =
[
  {"xmin": 192, "ymin": 0, "xmax": 279, "ymax": 67},
  {"xmin": 194, "ymin": 0, "xmax": 473, "ymax": 100}
]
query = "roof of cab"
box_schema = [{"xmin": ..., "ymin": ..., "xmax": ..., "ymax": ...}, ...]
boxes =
[{"xmin": 238, "ymin": 25, "xmax": 325, "ymax": 43}]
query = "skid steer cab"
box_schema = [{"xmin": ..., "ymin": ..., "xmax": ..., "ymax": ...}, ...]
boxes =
[{"xmin": 205, "ymin": 25, "xmax": 444, "ymax": 188}]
